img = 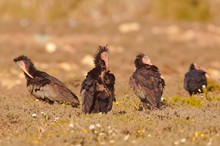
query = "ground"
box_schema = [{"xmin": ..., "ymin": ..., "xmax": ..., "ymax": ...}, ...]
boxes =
[{"xmin": 0, "ymin": 17, "xmax": 220, "ymax": 146}]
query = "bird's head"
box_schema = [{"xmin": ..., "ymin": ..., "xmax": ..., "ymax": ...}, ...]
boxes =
[
  {"xmin": 13, "ymin": 55, "xmax": 35, "ymax": 78},
  {"xmin": 94, "ymin": 46, "xmax": 109, "ymax": 71},
  {"xmin": 189, "ymin": 63, "xmax": 207, "ymax": 73},
  {"xmin": 134, "ymin": 53, "xmax": 152, "ymax": 68},
  {"xmin": 189, "ymin": 63, "xmax": 199, "ymax": 71},
  {"xmin": 189, "ymin": 63, "xmax": 196, "ymax": 71}
]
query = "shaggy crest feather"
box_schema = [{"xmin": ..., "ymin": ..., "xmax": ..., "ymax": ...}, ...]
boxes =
[{"xmin": 94, "ymin": 45, "xmax": 109, "ymax": 67}]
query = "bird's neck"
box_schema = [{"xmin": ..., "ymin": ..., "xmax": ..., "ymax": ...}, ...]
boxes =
[
  {"xmin": 137, "ymin": 63, "xmax": 149, "ymax": 69},
  {"xmin": 25, "ymin": 68, "xmax": 39, "ymax": 87},
  {"xmin": 24, "ymin": 66, "xmax": 38, "ymax": 79}
]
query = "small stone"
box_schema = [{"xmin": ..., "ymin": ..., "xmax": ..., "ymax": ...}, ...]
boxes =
[
  {"xmin": 96, "ymin": 123, "xmax": 101, "ymax": 128},
  {"xmin": 118, "ymin": 22, "xmax": 140, "ymax": 33},
  {"xmin": 54, "ymin": 117, "xmax": 59, "ymax": 122},
  {"xmin": 69, "ymin": 123, "xmax": 74, "ymax": 128},
  {"xmin": 81, "ymin": 55, "xmax": 94, "ymax": 67},
  {"xmin": 45, "ymin": 42, "xmax": 57, "ymax": 53},
  {"xmin": 174, "ymin": 141, "xmax": 179, "ymax": 145},
  {"xmin": 59, "ymin": 62, "xmax": 72, "ymax": 71},
  {"xmin": 109, "ymin": 140, "xmax": 115, "ymax": 144},
  {"xmin": 89, "ymin": 124, "xmax": 96, "ymax": 130},
  {"xmin": 123, "ymin": 135, "xmax": 130, "ymax": 141},
  {"xmin": 32, "ymin": 113, "xmax": 37, "ymax": 118},
  {"xmin": 180, "ymin": 138, "xmax": 186, "ymax": 143}
]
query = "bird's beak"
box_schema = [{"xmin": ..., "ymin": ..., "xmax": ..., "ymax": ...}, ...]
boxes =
[{"xmin": 16, "ymin": 61, "xmax": 33, "ymax": 78}]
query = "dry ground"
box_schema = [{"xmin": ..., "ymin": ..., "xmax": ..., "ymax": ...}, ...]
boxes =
[{"xmin": 0, "ymin": 20, "xmax": 220, "ymax": 146}]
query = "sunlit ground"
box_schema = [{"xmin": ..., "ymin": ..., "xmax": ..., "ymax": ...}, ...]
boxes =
[{"xmin": 1, "ymin": 0, "xmax": 220, "ymax": 146}]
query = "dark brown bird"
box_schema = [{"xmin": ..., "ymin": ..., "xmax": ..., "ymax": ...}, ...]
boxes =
[
  {"xmin": 80, "ymin": 46, "xmax": 115, "ymax": 114},
  {"xmin": 13, "ymin": 55, "xmax": 79, "ymax": 107},
  {"xmin": 129, "ymin": 54, "xmax": 165, "ymax": 109},
  {"xmin": 184, "ymin": 63, "xmax": 207, "ymax": 96}
]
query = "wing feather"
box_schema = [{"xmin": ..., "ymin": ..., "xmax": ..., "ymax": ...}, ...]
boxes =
[
  {"xmin": 28, "ymin": 72, "xmax": 79, "ymax": 106},
  {"xmin": 130, "ymin": 66, "xmax": 164, "ymax": 107},
  {"xmin": 80, "ymin": 75, "xmax": 96, "ymax": 113}
]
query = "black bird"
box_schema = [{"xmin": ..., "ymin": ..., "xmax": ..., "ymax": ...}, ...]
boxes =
[
  {"xmin": 129, "ymin": 54, "xmax": 165, "ymax": 109},
  {"xmin": 184, "ymin": 63, "xmax": 207, "ymax": 96},
  {"xmin": 13, "ymin": 55, "xmax": 79, "ymax": 107},
  {"xmin": 80, "ymin": 46, "xmax": 115, "ymax": 114}
]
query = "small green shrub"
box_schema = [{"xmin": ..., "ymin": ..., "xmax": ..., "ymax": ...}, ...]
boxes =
[
  {"xmin": 207, "ymin": 79, "xmax": 220, "ymax": 92},
  {"xmin": 206, "ymin": 95, "xmax": 220, "ymax": 102},
  {"xmin": 168, "ymin": 96, "xmax": 203, "ymax": 107}
]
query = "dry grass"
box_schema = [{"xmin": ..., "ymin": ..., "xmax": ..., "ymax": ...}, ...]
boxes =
[
  {"xmin": 0, "ymin": 1, "xmax": 220, "ymax": 146},
  {"xmin": 0, "ymin": 21, "xmax": 220, "ymax": 146}
]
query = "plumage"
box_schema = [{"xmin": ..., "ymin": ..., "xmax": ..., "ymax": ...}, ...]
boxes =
[
  {"xmin": 80, "ymin": 46, "xmax": 115, "ymax": 114},
  {"xmin": 13, "ymin": 55, "xmax": 79, "ymax": 107},
  {"xmin": 184, "ymin": 63, "xmax": 207, "ymax": 96},
  {"xmin": 129, "ymin": 54, "xmax": 165, "ymax": 109}
]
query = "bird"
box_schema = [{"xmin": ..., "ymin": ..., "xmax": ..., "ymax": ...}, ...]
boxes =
[
  {"xmin": 13, "ymin": 55, "xmax": 80, "ymax": 107},
  {"xmin": 80, "ymin": 46, "xmax": 116, "ymax": 114},
  {"xmin": 129, "ymin": 53, "xmax": 165, "ymax": 109},
  {"xmin": 184, "ymin": 63, "xmax": 207, "ymax": 96}
]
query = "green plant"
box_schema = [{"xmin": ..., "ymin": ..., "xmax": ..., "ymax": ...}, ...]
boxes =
[
  {"xmin": 168, "ymin": 96, "xmax": 203, "ymax": 107},
  {"xmin": 207, "ymin": 79, "xmax": 220, "ymax": 92}
]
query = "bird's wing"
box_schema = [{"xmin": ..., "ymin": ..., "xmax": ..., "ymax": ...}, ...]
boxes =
[
  {"xmin": 80, "ymin": 75, "xmax": 97, "ymax": 113},
  {"xmin": 97, "ymin": 71, "xmax": 116, "ymax": 113},
  {"xmin": 184, "ymin": 73, "xmax": 190, "ymax": 91},
  {"xmin": 129, "ymin": 67, "xmax": 164, "ymax": 106},
  {"xmin": 28, "ymin": 72, "xmax": 79, "ymax": 105}
]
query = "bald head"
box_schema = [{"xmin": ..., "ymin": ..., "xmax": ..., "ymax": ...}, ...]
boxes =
[
  {"xmin": 134, "ymin": 53, "xmax": 152, "ymax": 68},
  {"xmin": 142, "ymin": 56, "xmax": 152, "ymax": 65}
]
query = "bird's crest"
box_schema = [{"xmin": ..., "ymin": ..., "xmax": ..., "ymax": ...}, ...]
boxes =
[
  {"xmin": 94, "ymin": 45, "xmax": 109, "ymax": 67},
  {"xmin": 14, "ymin": 55, "xmax": 32, "ymax": 63},
  {"xmin": 13, "ymin": 55, "xmax": 35, "ymax": 69}
]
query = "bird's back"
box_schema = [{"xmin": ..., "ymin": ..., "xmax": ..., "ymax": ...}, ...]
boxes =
[
  {"xmin": 184, "ymin": 70, "xmax": 207, "ymax": 94},
  {"xmin": 130, "ymin": 65, "xmax": 165, "ymax": 107},
  {"xmin": 27, "ymin": 71, "xmax": 79, "ymax": 106}
]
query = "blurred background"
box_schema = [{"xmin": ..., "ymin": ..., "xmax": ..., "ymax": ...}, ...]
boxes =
[{"xmin": 0, "ymin": 0, "xmax": 220, "ymax": 97}]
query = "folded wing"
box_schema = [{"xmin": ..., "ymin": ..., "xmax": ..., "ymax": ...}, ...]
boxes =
[
  {"xmin": 184, "ymin": 70, "xmax": 207, "ymax": 94},
  {"xmin": 28, "ymin": 72, "xmax": 79, "ymax": 106},
  {"xmin": 80, "ymin": 75, "xmax": 97, "ymax": 113},
  {"xmin": 130, "ymin": 66, "xmax": 165, "ymax": 107}
]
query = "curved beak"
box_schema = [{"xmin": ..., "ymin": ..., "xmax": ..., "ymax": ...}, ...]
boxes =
[{"xmin": 16, "ymin": 61, "xmax": 33, "ymax": 78}]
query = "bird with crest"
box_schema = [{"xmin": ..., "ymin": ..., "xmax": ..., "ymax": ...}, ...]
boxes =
[{"xmin": 80, "ymin": 45, "xmax": 116, "ymax": 114}]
